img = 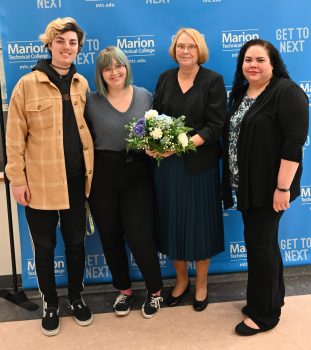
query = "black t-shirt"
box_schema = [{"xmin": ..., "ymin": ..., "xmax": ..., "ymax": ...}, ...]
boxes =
[{"xmin": 33, "ymin": 59, "xmax": 84, "ymax": 178}]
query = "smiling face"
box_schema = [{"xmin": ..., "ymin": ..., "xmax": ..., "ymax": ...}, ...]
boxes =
[
  {"xmin": 175, "ymin": 32, "xmax": 199, "ymax": 68},
  {"xmin": 101, "ymin": 58, "xmax": 127, "ymax": 91},
  {"xmin": 242, "ymin": 45, "xmax": 273, "ymax": 87},
  {"xmin": 48, "ymin": 31, "xmax": 79, "ymax": 68}
]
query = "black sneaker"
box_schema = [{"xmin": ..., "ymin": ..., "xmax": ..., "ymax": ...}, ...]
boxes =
[
  {"xmin": 69, "ymin": 299, "xmax": 94, "ymax": 326},
  {"xmin": 141, "ymin": 293, "xmax": 163, "ymax": 319},
  {"xmin": 113, "ymin": 294, "xmax": 133, "ymax": 316},
  {"xmin": 41, "ymin": 306, "xmax": 60, "ymax": 336}
]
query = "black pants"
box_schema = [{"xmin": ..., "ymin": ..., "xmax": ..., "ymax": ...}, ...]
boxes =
[
  {"xmin": 25, "ymin": 174, "xmax": 86, "ymax": 308},
  {"xmin": 242, "ymin": 207, "xmax": 285, "ymax": 330},
  {"xmin": 89, "ymin": 151, "xmax": 163, "ymax": 293}
]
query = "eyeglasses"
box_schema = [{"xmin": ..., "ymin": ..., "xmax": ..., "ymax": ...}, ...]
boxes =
[
  {"xmin": 176, "ymin": 44, "xmax": 198, "ymax": 52},
  {"xmin": 103, "ymin": 64, "xmax": 125, "ymax": 74}
]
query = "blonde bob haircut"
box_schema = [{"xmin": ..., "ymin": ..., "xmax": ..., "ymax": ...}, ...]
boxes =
[
  {"xmin": 95, "ymin": 46, "xmax": 133, "ymax": 97},
  {"xmin": 39, "ymin": 17, "xmax": 85, "ymax": 53},
  {"xmin": 169, "ymin": 28, "xmax": 209, "ymax": 64}
]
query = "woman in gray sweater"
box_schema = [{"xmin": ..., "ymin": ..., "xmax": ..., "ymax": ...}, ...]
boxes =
[{"xmin": 85, "ymin": 46, "xmax": 163, "ymax": 319}]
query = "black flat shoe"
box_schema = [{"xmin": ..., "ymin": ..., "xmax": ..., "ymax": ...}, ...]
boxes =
[
  {"xmin": 241, "ymin": 306, "xmax": 249, "ymax": 316},
  {"xmin": 235, "ymin": 321, "xmax": 267, "ymax": 336},
  {"xmin": 192, "ymin": 294, "xmax": 208, "ymax": 312},
  {"xmin": 166, "ymin": 280, "xmax": 191, "ymax": 307}
]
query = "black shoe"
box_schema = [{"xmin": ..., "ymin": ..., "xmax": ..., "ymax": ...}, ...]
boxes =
[
  {"xmin": 193, "ymin": 294, "xmax": 208, "ymax": 312},
  {"xmin": 41, "ymin": 306, "xmax": 60, "ymax": 336},
  {"xmin": 69, "ymin": 299, "xmax": 94, "ymax": 326},
  {"xmin": 113, "ymin": 294, "xmax": 133, "ymax": 316},
  {"xmin": 142, "ymin": 292, "xmax": 163, "ymax": 319},
  {"xmin": 166, "ymin": 280, "xmax": 191, "ymax": 307},
  {"xmin": 241, "ymin": 306, "xmax": 249, "ymax": 316},
  {"xmin": 235, "ymin": 321, "xmax": 267, "ymax": 336}
]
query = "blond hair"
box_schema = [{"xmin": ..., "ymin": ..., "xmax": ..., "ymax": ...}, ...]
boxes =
[
  {"xmin": 169, "ymin": 28, "xmax": 209, "ymax": 64},
  {"xmin": 39, "ymin": 17, "xmax": 85, "ymax": 51}
]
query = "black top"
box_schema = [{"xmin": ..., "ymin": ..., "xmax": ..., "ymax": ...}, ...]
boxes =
[
  {"xmin": 153, "ymin": 66, "xmax": 227, "ymax": 175},
  {"xmin": 33, "ymin": 59, "xmax": 84, "ymax": 178},
  {"xmin": 222, "ymin": 77, "xmax": 309, "ymax": 210}
]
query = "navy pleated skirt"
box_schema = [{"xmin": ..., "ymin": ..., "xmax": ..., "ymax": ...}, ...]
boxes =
[{"xmin": 154, "ymin": 155, "xmax": 224, "ymax": 261}]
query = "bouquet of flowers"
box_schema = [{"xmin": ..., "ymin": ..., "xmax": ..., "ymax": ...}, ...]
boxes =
[{"xmin": 126, "ymin": 109, "xmax": 196, "ymax": 166}]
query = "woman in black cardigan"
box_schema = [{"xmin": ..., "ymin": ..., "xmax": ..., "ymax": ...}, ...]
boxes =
[
  {"xmin": 149, "ymin": 28, "xmax": 226, "ymax": 312},
  {"xmin": 222, "ymin": 39, "xmax": 309, "ymax": 335}
]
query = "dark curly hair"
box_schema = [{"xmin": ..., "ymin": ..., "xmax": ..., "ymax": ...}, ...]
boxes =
[{"xmin": 228, "ymin": 39, "xmax": 290, "ymax": 109}]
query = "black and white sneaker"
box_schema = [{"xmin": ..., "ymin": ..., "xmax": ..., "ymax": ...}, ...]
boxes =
[
  {"xmin": 113, "ymin": 294, "xmax": 133, "ymax": 316},
  {"xmin": 41, "ymin": 306, "xmax": 60, "ymax": 336},
  {"xmin": 141, "ymin": 293, "xmax": 163, "ymax": 319},
  {"xmin": 69, "ymin": 299, "xmax": 94, "ymax": 326}
]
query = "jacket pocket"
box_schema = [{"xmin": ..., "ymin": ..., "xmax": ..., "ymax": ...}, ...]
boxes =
[{"xmin": 25, "ymin": 99, "xmax": 53, "ymax": 129}]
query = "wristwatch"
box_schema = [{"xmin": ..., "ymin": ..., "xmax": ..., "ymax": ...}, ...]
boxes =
[{"xmin": 276, "ymin": 186, "xmax": 290, "ymax": 192}]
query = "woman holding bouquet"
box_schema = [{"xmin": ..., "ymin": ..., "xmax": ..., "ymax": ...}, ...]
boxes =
[
  {"xmin": 85, "ymin": 46, "xmax": 163, "ymax": 319},
  {"xmin": 150, "ymin": 28, "xmax": 226, "ymax": 311}
]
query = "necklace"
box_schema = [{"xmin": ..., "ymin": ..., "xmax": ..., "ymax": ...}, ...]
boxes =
[{"xmin": 50, "ymin": 63, "xmax": 71, "ymax": 71}]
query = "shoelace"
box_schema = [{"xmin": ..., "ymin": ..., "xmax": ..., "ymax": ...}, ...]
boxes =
[
  {"xmin": 148, "ymin": 295, "xmax": 163, "ymax": 309},
  {"xmin": 113, "ymin": 294, "xmax": 129, "ymax": 307}
]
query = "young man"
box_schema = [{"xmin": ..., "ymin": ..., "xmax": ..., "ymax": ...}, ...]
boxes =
[{"xmin": 5, "ymin": 17, "xmax": 94, "ymax": 336}]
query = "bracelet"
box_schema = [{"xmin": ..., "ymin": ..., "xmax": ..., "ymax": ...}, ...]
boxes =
[{"xmin": 276, "ymin": 186, "xmax": 290, "ymax": 192}]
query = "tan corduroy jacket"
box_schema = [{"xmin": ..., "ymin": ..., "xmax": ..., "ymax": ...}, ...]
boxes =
[{"xmin": 5, "ymin": 70, "xmax": 94, "ymax": 210}]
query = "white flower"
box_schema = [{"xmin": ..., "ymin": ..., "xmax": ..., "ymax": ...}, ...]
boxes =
[
  {"xmin": 157, "ymin": 114, "xmax": 173, "ymax": 125},
  {"xmin": 178, "ymin": 133, "xmax": 188, "ymax": 148},
  {"xmin": 145, "ymin": 109, "xmax": 158, "ymax": 119},
  {"xmin": 150, "ymin": 127, "xmax": 163, "ymax": 140}
]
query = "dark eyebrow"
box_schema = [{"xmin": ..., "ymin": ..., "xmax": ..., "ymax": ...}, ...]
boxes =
[
  {"xmin": 56, "ymin": 36, "xmax": 78, "ymax": 42},
  {"xmin": 245, "ymin": 56, "xmax": 266, "ymax": 59}
]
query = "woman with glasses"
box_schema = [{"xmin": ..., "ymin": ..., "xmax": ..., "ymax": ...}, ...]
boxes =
[
  {"xmin": 85, "ymin": 46, "xmax": 163, "ymax": 319},
  {"xmin": 149, "ymin": 28, "xmax": 226, "ymax": 312}
]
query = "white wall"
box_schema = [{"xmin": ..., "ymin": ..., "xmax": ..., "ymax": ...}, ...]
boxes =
[{"xmin": 0, "ymin": 176, "xmax": 22, "ymax": 276}]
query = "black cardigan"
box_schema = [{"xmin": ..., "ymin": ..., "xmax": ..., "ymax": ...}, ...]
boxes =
[
  {"xmin": 153, "ymin": 66, "xmax": 227, "ymax": 175},
  {"xmin": 222, "ymin": 77, "xmax": 309, "ymax": 210}
]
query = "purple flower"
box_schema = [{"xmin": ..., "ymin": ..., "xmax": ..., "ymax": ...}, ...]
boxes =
[{"xmin": 132, "ymin": 118, "xmax": 146, "ymax": 138}]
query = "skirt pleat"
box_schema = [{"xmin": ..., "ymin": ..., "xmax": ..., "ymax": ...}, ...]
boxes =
[{"xmin": 154, "ymin": 155, "xmax": 224, "ymax": 261}]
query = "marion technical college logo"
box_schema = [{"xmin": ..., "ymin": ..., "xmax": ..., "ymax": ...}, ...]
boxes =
[
  {"xmin": 301, "ymin": 185, "xmax": 311, "ymax": 207},
  {"xmin": 116, "ymin": 34, "xmax": 156, "ymax": 64},
  {"xmin": 229, "ymin": 241, "xmax": 247, "ymax": 267},
  {"xmin": 7, "ymin": 40, "xmax": 49, "ymax": 71},
  {"xmin": 222, "ymin": 29, "xmax": 260, "ymax": 57},
  {"xmin": 27, "ymin": 256, "xmax": 65, "ymax": 279},
  {"xmin": 300, "ymin": 80, "xmax": 311, "ymax": 106}
]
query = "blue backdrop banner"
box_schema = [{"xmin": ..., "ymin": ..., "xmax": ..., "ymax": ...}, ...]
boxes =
[{"xmin": 0, "ymin": 0, "xmax": 310, "ymax": 288}]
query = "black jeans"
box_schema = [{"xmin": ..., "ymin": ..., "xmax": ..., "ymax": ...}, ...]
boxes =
[
  {"xmin": 242, "ymin": 206, "xmax": 285, "ymax": 330},
  {"xmin": 89, "ymin": 151, "xmax": 163, "ymax": 293},
  {"xmin": 25, "ymin": 174, "xmax": 86, "ymax": 308}
]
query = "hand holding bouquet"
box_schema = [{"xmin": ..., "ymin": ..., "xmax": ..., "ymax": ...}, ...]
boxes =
[{"xmin": 126, "ymin": 109, "xmax": 196, "ymax": 166}]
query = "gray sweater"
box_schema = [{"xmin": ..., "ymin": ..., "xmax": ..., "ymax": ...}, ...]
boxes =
[{"xmin": 85, "ymin": 85, "xmax": 152, "ymax": 151}]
